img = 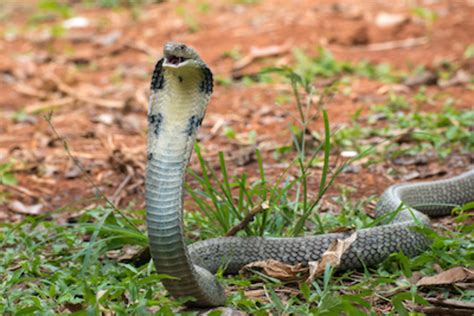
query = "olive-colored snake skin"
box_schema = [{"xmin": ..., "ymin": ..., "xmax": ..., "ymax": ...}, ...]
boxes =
[{"xmin": 145, "ymin": 42, "xmax": 474, "ymax": 307}]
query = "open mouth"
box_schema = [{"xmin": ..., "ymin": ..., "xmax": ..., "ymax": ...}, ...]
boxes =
[{"xmin": 166, "ymin": 55, "xmax": 187, "ymax": 66}]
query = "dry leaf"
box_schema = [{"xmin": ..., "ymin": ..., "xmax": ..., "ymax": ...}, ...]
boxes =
[
  {"xmin": 244, "ymin": 289, "xmax": 266, "ymax": 299},
  {"xmin": 240, "ymin": 259, "xmax": 307, "ymax": 282},
  {"xmin": 404, "ymin": 70, "xmax": 438, "ymax": 87},
  {"xmin": 374, "ymin": 12, "xmax": 408, "ymax": 28},
  {"xmin": 307, "ymin": 233, "xmax": 358, "ymax": 283},
  {"xmin": 231, "ymin": 146, "xmax": 256, "ymax": 166},
  {"xmin": 8, "ymin": 200, "xmax": 43, "ymax": 215},
  {"xmin": 416, "ymin": 267, "xmax": 474, "ymax": 286},
  {"xmin": 438, "ymin": 69, "xmax": 470, "ymax": 88}
]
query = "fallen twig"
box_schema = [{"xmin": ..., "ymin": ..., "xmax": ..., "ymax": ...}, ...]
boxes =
[
  {"xmin": 125, "ymin": 41, "xmax": 159, "ymax": 57},
  {"xmin": 352, "ymin": 37, "xmax": 428, "ymax": 52},
  {"xmin": 111, "ymin": 166, "xmax": 134, "ymax": 206},
  {"xmin": 233, "ymin": 42, "xmax": 291, "ymax": 71},
  {"xmin": 1, "ymin": 183, "xmax": 39, "ymax": 199},
  {"xmin": 14, "ymin": 83, "xmax": 49, "ymax": 99},
  {"xmin": 47, "ymin": 73, "xmax": 124, "ymax": 109},
  {"xmin": 25, "ymin": 97, "xmax": 75, "ymax": 114},
  {"xmin": 225, "ymin": 201, "xmax": 269, "ymax": 237},
  {"xmin": 424, "ymin": 298, "xmax": 474, "ymax": 310}
]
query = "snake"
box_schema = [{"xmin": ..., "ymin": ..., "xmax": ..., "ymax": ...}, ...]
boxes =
[{"xmin": 145, "ymin": 42, "xmax": 474, "ymax": 307}]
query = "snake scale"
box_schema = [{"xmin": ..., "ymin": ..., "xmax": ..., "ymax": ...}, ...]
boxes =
[{"xmin": 145, "ymin": 42, "xmax": 474, "ymax": 307}]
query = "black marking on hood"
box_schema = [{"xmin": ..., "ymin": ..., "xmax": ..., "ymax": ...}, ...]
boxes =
[
  {"xmin": 185, "ymin": 115, "xmax": 203, "ymax": 136},
  {"xmin": 147, "ymin": 152, "xmax": 153, "ymax": 161},
  {"xmin": 148, "ymin": 113, "xmax": 163, "ymax": 136},
  {"xmin": 150, "ymin": 58, "xmax": 165, "ymax": 91},
  {"xmin": 200, "ymin": 65, "xmax": 213, "ymax": 94}
]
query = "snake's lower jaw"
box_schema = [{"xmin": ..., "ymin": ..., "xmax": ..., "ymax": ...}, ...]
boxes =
[{"xmin": 163, "ymin": 58, "xmax": 197, "ymax": 69}]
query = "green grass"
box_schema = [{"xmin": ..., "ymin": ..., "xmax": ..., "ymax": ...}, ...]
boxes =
[
  {"xmin": 331, "ymin": 103, "xmax": 473, "ymax": 161},
  {"xmin": 1, "ymin": 191, "xmax": 471, "ymax": 314},
  {"xmin": 1, "ymin": 47, "xmax": 473, "ymax": 314}
]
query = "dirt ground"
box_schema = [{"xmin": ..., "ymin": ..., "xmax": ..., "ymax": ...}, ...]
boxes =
[{"xmin": 0, "ymin": 0, "xmax": 473, "ymax": 221}]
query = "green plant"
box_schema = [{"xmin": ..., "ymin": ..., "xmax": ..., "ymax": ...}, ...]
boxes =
[
  {"xmin": 411, "ymin": 6, "xmax": 438, "ymax": 26},
  {"xmin": 464, "ymin": 44, "xmax": 474, "ymax": 59},
  {"xmin": 176, "ymin": 5, "xmax": 200, "ymax": 33},
  {"xmin": 0, "ymin": 162, "xmax": 17, "ymax": 186}
]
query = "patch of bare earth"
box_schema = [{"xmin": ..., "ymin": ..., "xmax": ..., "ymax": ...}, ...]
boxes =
[{"xmin": 0, "ymin": 0, "xmax": 472, "ymax": 225}]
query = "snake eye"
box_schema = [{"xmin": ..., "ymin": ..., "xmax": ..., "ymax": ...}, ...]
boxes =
[{"xmin": 178, "ymin": 44, "xmax": 186, "ymax": 50}]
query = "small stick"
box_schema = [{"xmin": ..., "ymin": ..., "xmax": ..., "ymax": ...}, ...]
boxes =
[
  {"xmin": 225, "ymin": 201, "xmax": 269, "ymax": 237},
  {"xmin": 48, "ymin": 73, "xmax": 124, "ymax": 109},
  {"xmin": 352, "ymin": 37, "xmax": 428, "ymax": 52},
  {"xmin": 424, "ymin": 298, "xmax": 474, "ymax": 310},
  {"xmin": 14, "ymin": 83, "xmax": 49, "ymax": 99},
  {"xmin": 1, "ymin": 183, "xmax": 39, "ymax": 198},
  {"xmin": 111, "ymin": 167, "xmax": 134, "ymax": 206},
  {"xmin": 25, "ymin": 97, "xmax": 74, "ymax": 114},
  {"xmin": 233, "ymin": 42, "xmax": 291, "ymax": 71}
]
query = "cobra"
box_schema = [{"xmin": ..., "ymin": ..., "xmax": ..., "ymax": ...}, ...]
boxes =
[{"xmin": 145, "ymin": 42, "xmax": 474, "ymax": 307}]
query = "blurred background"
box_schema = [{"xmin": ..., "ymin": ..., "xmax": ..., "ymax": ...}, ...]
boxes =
[{"xmin": 0, "ymin": 0, "xmax": 473, "ymax": 220}]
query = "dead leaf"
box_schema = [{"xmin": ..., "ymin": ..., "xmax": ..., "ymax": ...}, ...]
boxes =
[
  {"xmin": 24, "ymin": 97, "xmax": 75, "ymax": 114},
  {"xmin": 424, "ymin": 297, "xmax": 474, "ymax": 310},
  {"xmin": 8, "ymin": 200, "xmax": 43, "ymax": 215},
  {"xmin": 231, "ymin": 146, "xmax": 256, "ymax": 166},
  {"xmin": 91, "ymin": 113, "xmax": 115, "ymax": 125},
  {"xmin": 377, "ymin": 84, "xmax": 410, "ymax": 95},
  {"xmin": 233, "ymin": 42, "xmax": 291, "ymax": 71},
  {"xmin": 374, "ymin": 12, "xmax": 408, "ymax": 28},
  {"xmin": 65, "ymin": 165, "xmax": 82, "ymax": 179},
  {"xmin": 416, "ymin": 267, "xmax": 474, "ymax": 286},
  {"xmin": 240, "ymin": 259, "xmax": 307, "ymax": 281},
  {"xmin": 93, "ymin": 30, "xmax": 122, "ymax": 46},
  {"xmin": 244, "ymin": 289, "xmax": 266, "ymax": 299},
  {"xmin": 307, "ymin": 233, "xmax": 358, "ymax": 283},
  {"xmin": 62, "ymin": 16, "xmax": 90, "ymax": 29},
  {"xmin": 402, "ymin": 171, "xmax": 421, "ymax": 181},
  {"xmin": 438, "ymin": 69, "xmax": 471, "ymax": 88},
  {"xmin": 404, "ymin": 70, "xmax": 438, "ymax": 87},
  {"xmin": 329, "ymin": 226, "xmax": 354, "ymax": 233},
  {"xmin": 393, "ymin": 155, "xmax": 428, "ymax": 166}
]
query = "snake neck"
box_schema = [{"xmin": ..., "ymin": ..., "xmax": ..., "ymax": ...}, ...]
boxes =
[{"xmin": 145, "ymin": 55, "xmax": 224, "ymax": 306}]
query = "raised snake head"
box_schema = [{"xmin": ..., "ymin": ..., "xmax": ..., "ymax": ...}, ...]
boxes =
[{"xmin": 163, "ymin": 42, "xmax": 204, "ymax": 69}]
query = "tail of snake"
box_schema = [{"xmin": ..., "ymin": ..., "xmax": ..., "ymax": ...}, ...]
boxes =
[{"xmin": 145, "ymin": 42, "xmax": 474, "ymax": 307}]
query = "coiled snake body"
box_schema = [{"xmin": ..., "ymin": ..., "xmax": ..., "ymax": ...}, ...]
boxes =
[{"xmin": 145, "ymin": 42, "xmax": 474, "ymax": 306}]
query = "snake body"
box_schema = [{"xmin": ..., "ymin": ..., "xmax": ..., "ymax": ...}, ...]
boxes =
[{"xmin": 145, "ymin": 42, "xmax": 474, "ymax": 307}]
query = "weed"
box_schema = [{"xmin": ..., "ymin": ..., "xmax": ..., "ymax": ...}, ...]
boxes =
[
  {"xmin": 223, "ymin": 47, "xmax": 243, "ymax": 61},
  {"xmin": 0, "ymin": 162, "xmax": 17, "ymax": 186},
  {"xmin": 464, "ymin": 44, "xmax": 474, "ymax": 59},
  {"xmin": 176, "ymin": 5, "xmax": 200, "ymax": 33},
  {"xmin": 411, "ymin": 6, "xmax": 438, "ymax": 26},
  {"xmin": 385, "ymin": 91, "xmax": 410, "ymax": 111}
]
